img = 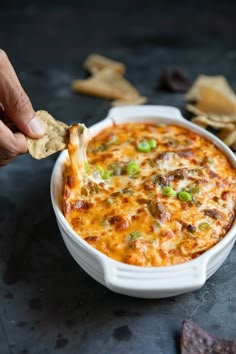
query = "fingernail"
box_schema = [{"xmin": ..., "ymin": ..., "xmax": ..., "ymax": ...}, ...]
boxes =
[{"xmin": 29, "ymin": 116, "xmax": 45, "ymax": 135}]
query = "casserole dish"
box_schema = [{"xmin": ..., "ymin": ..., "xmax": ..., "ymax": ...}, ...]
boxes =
[{"xmin": 51, "ymin": 105, "xmax": 236, "ymax": 298}]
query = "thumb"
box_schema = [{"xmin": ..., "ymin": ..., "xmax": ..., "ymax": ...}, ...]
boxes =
[
  {"xmin": 0, "ymin": 49, "xmax": 45, "ymax": 138},
  {"xmin": 8, "ymin": 91, "xmax": 45, "ymax": 138}
]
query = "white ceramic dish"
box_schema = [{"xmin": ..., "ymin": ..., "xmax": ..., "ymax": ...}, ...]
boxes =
[{"xmin": 51, "ymin": 105, "xmax": 236, "ymax": 298}]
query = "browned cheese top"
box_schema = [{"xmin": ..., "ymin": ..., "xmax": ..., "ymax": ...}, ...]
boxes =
[{"xmin": 63, "ymin": 122, "xmax": 236, "ymax": 266}]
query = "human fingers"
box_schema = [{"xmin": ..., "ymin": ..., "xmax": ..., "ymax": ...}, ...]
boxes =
[
  {"xmin": 0, "ymin": 49, "xmax": 45, "ymax": 138},
  {"xmin": 0, "ymin": 120, "xmax": 27, "ymax": 167}
]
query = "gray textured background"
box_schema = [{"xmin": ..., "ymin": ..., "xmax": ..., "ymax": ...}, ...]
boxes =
[{"xmin": 0, "ymin": 1, "xmax": 235, "ymax": 353}]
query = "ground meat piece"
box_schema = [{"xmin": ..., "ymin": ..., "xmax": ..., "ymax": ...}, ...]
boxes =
[
  {"xmin": 64, "ymin": 186, "xmax": 71, "ymax": 198},
  {"xmin": 64, "ymin": 200, "xmax": 71, "ymax": 214},
  {"xmin": 84, "ymin": 236, "xmax": 100, "ymax": 243},
  {"xmin": 71, "ymin": 217, "xmax": 82, "ymax": 228},
  {"xmin": 151, "ymin": 174, "xmax": 173, "ymax": 186},
  {"xmin": 184, "ymin": 224, "xmax": 196, "ymax": 233},
  {"xmin": 158, "ymin": 175, "xmax": 173, "ymax": 186},
  {"xmin": 203, "ymin": 208, "xmax": 224, "ymax": 220},
  {"xmin": 66, "ymin": 175, "xmax": 75, "ymax": 187},
  {"xmin": 144, "ymin": 180, "xmax": 155, "ymax": 190},
  {"xmin": 221, "ymin": 191, "xmax": 230, "ymax": 200},
  {"xmin": 158, "ymin": 152, "xmax": 170, "ymax": 160},
  {"xmin": 177, "ymin": 149, "xmax": 194, "ymax": 158},
  {"xmin": 200, "ymin": 156, "xmax": 209, "ymax": 166},
  {"xmin": 208, "ymin": 169, "xmax": 219, "ymax": 178},
  {"xmin": 109, "ymin": 215, "xmax": 129, "ymax": 231},
  {"xmin": 148, "ymin": 200, "xmax": 170, "ymax": 222},
  {"xmin": 129, "ymin": 239, "xmax": 147, "ymax": 250},
  {"xmin": 167, "ymin": 168, "xmax": 188, "ymax": 179},
  {"xmin": 136, "ymin": 198, "xmax": 149, "ymax": 204},
  {"xmin": 72, "ymin": 200, "xmax": 93, "ymax": 210}
]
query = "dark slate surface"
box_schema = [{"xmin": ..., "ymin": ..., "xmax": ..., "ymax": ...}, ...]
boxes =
[{"xmin": 0, "ymin": 1, "xmax": 236, "ymax": 353}]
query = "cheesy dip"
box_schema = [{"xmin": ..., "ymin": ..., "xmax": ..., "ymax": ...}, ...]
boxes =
[{"xmin": 63, "ymin": 122, "xmax": 236, "ymax": 267}]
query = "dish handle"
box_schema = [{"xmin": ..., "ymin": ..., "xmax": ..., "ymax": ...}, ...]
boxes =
[
  {"xmin": 106, "ymin": 105, "xmax": 185, "ymax": 122},
  {"xmin": 102, "ymin": 257, "xmax": 207, "ymax": 297}
]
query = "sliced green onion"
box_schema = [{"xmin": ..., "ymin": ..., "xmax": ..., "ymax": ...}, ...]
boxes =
[
  {"xmin": 126, "ymin": 161, "xmax": 140, "ymax": 176},
  {"xmin": 101, "ymin": 171, "xmax": 111, "ymax": 179},
  {"xmin": 178, "ymin": 191, "xmax": 192, "ymax": 202},
  {"xmin": 162, "ymin": 186, "xmax": 176, "ymax": 197},
  {"xmin": 199, "ymin": 222, "xmax": 210, "ymax": 231},
  {"xmin": 137, "ymin": 141, "xmax": 151, "ymax": 153},
  {"xmin": 137, "ymin": 139, "xmax": 157, "ymax": 152},
  {"xmin": 148, "ymin": 139, "xmax": 157, "ymax": 149},
  {"xmin": 97, "ymin": 166, "xmax": 111, "ymax": 180},
  {"xmin": 129, "ymin": 231, "xmax": 142, "ymax": 240}
]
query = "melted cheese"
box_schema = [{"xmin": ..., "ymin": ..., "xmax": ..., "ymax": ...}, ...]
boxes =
[{"xmin": 63, "ymin": 122, "xmax": 236, "ymax": 267}]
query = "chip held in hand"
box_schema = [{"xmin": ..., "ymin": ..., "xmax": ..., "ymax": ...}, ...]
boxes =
[{"xmin": 27, "ymin": 110, "xmax": 69, "ymax": 159}]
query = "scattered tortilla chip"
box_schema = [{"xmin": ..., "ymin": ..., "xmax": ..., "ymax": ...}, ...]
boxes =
[
  {"xmin": 83, "ymin": 54, "xmax": 126, "ymax": 75},
  {"xmin": 221, "ymin": 129, "xmax": 236, "ymax": 147},
  {"xmin": 190, "ymin": 116, "xmax": 208, "ymax": 128},
  {"xmin": 192, "ymin": 116, "xmax": 235, "ymax": 130},
  {"xmin": 186, "ymin": 104, "xmax": 205, "ymax": 116},
  {"xmin": 27, "ymin": 110, "xmax": 69, "ymax": 159},
  {"xmin": 218, "ymin": 126, "xmax": 235, "ymax": 140},
  {"xmin": 231, "ymin": 141, "xmax": 236, "ymax": 151},
  {"xmin": 112, "ymin": 96, "xmax": 147, "ymax": 107},
  {"xmin": 185, "ymin": 75, "xmax": 236, "ymax": 102},
  {"xmin": 72, "ymin": 67, "xmax": 143, "ymax": 102},
  {"xmin": 185, "ymin": 75, "xmax": 236, "ymax": 151},
  {"xmin": 181, "ymin": 320, "xmax": 235, "ymax": 354},
  {"xmin": 72, "ymin": 54, "xmax": 146, "ymax": 106},
  {"xmin": 195, "ymin": 86, "xmax": 236, "ymax": 116},
  {"xmin": 204, "ymin": 114, "xmax": 236, "ymax": 123}
]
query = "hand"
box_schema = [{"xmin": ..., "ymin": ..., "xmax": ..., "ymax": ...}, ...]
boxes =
[{"xmin": 0, "ymin": 49, "xmax": 45, "ymax": 166}]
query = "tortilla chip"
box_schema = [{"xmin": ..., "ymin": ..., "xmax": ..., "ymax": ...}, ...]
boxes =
[
  {"xmin": 231, "ymin": 141, "xmax": 236, "ymax": 150},
  {"xmin": 72, "ymin": 67, "xmax": 142, "ymax": 101},
  {"xmin": 192, "ymin": 115, "xmax": 235, "ymax": 130},
  {"xmin": 83, "ymin": 54, "xmax": 126, "ymax": 75},
  {"xmin": 112, "ymin": 96, "xmax": 147, "ymax": 106},
  {"xmin": 205, "ymin": 114, "xmax": 236, "ymax": 123},
  {"xmin": 186, "ymin": 104, "xmax": 205, "ymax": 116},
  {"xmin": 195, "ymin": 86, "xmax": 236, "ymax": 116},
  {"xmin": 190, "ymin": 116, "xmax": 208, "ymax": 128},
  {"xmin": 221, "ymin": 129, "xmax": 236, "ymax": 147},
  {"xmin": 218, "ymin": 126, "xmax": 235, "ymax": 140},
  {"xmin": 186, "ymin": 75, "xmax": 236, "ymax": 151},
  {"xmin": 185, "ymin": 75, "xmax": 236, "ymax": 102},
  {"xmin": 181, "ymin": 320, "xmax": 235, "ymax": 354},
  {"xmin": 27, "ymin": 110, "xmax": 69, "ymax": 159}
]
